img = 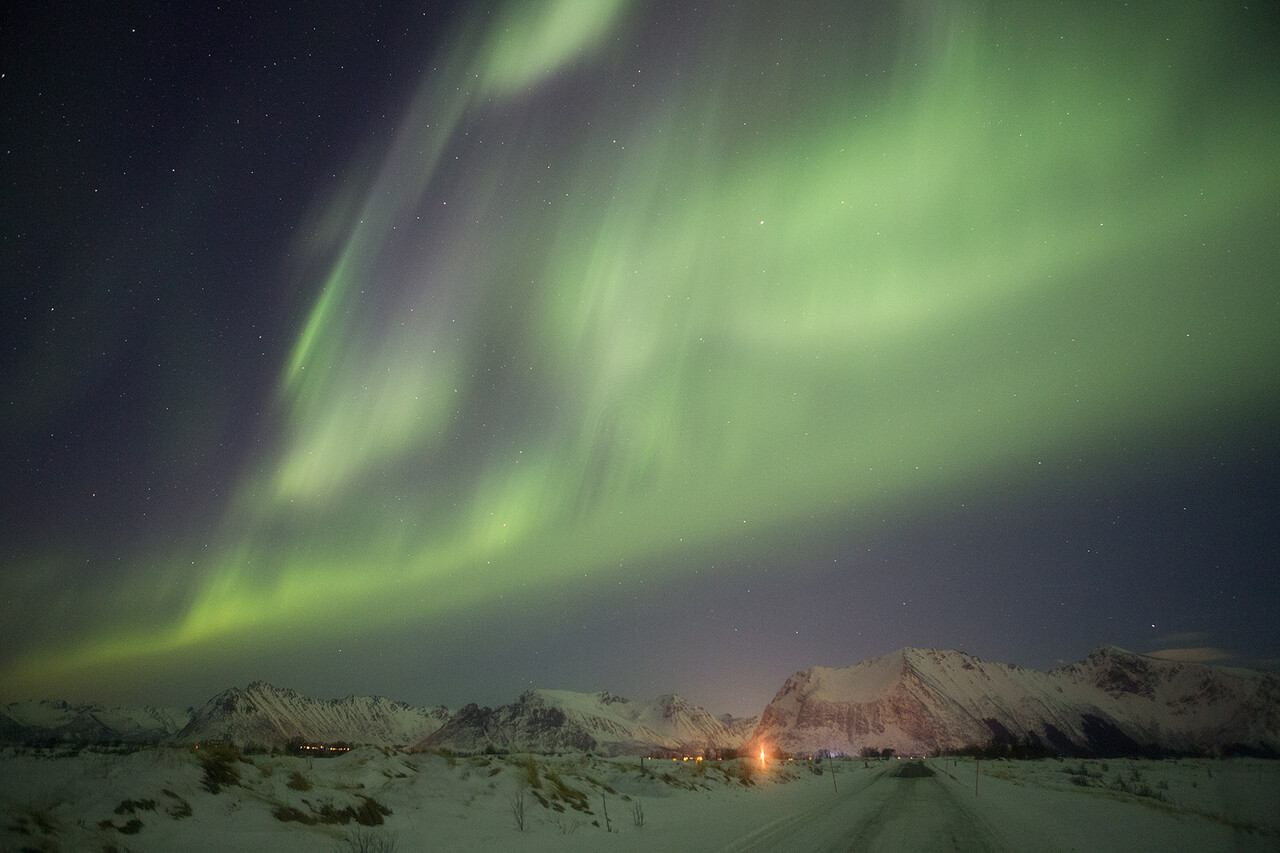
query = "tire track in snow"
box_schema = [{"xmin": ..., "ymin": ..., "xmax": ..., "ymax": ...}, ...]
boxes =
[
  {"xmin": 717, "ymin": 764, "xmax": 887, "ymax": 853},
  {"xmin": 720, "ymin": 761, "xmax": 1010, "ymax": 853}
]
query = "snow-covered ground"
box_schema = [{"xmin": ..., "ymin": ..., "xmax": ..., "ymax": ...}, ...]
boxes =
[{"xmin": 1, "ymin": 746, "xmax": 1276, "ymax": 851}]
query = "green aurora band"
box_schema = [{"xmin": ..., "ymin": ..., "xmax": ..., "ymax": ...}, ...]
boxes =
[{"xmin": 8, "ymin": 1, "xmax": 1277, "ymax": 697}]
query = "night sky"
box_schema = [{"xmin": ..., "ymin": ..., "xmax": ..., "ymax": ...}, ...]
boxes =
[{"xmin": 3, "ymin": 1, "xmax": 1278, "ymax": 717}]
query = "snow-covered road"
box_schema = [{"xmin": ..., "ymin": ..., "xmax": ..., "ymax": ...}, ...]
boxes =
[{"xmin": 721, "ymin": 761, "xmax": 1006, "ymax": 853}]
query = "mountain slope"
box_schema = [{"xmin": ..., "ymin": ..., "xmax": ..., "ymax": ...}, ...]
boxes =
[
  {"xmin": 174, "ymin": 682, "xmax": 451, "ymax": 750},
  {"xmin": 0, "ymin": 699, "xmax": 190, "ymax": 746},
  {"xmin": 412, "ymin": 689, "xmax": 754, "ymax": 757},
  {"xmin": 1057, "ymin": 646, "xmax": 1280, "ymax": 753},
  {"xmin": 747, "ymin": 647, "xmax": 1280, "ymax": 757}
]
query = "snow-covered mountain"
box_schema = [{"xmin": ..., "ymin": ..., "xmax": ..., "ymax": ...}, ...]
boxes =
[
  {"xmin": 9, "ymin": 645, "xmax": 1271, "ymax": 758},
  {"xmin": 746, "ymin": 646, "xmax": 1280, "ymax": 758},
  {"xmin": 718, "ymin": 712, "xmax": 761, "ymax": 746},
  {"xmin": 0, "ymin": 699, "xmax": 190, "ymax": 746},
  {"xmin": 412, "ymin": 689, "xmax": 756, "ymax": 757},
  {"xmin": 1057, "ymin": 646, "xmax": 1280, "ymax": 753},
  {"xmin": 174, "ymin": 681, "xmax": 451, "ymax": 750}
]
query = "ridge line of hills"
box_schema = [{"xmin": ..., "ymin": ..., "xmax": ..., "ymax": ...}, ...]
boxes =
[{"xmin": 3, "ymin": 646, "xmax": 1276, "ymax": 758}]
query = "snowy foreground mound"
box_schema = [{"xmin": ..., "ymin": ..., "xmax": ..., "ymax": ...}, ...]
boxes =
[{"xmin": 2, "ymin": 746, "xmax": 1278, "ymax": 851}]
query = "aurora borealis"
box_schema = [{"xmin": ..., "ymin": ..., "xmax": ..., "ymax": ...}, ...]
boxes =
[{"xmin": 3, "ymin": 1, "xmax": 1278, "ymax": 714}]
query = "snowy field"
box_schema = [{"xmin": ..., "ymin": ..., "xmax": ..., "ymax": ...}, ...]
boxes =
[{"xmin": 2, "ymin": 746, "xmax": 1277, "ymax": 851}]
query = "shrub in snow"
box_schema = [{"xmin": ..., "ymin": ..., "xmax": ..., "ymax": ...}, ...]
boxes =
[
  {"xmin": 197, "ymin": 745, "xmax": 243, "ymax": 794},
  {"xmin": 336, "ymin": 827, "xmax": 398, "ymax": 853},
  {"xmin": 509, "ymin": 783, "xmax": 529, "ymax": 831}
]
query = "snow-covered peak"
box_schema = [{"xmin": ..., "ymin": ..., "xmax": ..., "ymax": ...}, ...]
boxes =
[
  {"xmin": 0, "ymin": 698, "xmax": 190, "ymax": 745},
  {"xmin": 176, "ymin": 682, "xmax": 450, "ymax": 750},
  {"xmin": 518, "ymin": 688, "xmax": 634, "ymax": 718}
]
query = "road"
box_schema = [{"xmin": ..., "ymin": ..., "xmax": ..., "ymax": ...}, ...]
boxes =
[{"xmin": 720, "ymin": 760, "xmax": 1009, "ymax": 853}]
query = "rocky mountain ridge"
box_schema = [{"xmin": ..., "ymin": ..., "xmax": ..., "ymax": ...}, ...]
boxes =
[
  {"xmin": 746, "ymin": 646, "xmax": 1280, "ymax": 758},
  {"xmin": 0, "ymin": 699, "xmax": 189, "ymax": 746},
  {"xmin": 4, "ymin": 647, "xmax": 1275, "ymax": 757},
  {"xmin": 411, "ymin": 689, "xmax": 756, "ymax": 757},
  {"xmin": 174, "ymin": 681, "xmax": 453, "ymax": 750},
  {"xmin": 0, "ymin": 682, "xmax": 749, "ymax": 756}
]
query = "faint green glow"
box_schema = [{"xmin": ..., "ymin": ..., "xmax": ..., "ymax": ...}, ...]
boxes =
[
  {"xmin": 6, "ymin": 1, "xmax": 1277, "ymax": 698},
  {"xmin": 477, "ymin": 0, "xmax": 632, "ymax": 98}
]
